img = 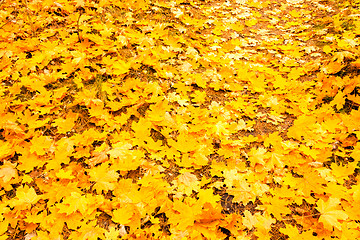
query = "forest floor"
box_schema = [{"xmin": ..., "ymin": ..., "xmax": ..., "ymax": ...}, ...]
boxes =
[{"xmin": 1, "ymin": 0, "xmax": 360, "ymax": 239}]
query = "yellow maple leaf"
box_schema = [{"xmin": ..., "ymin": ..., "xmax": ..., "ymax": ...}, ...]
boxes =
[
  {"xmin": 107, "ymin": 142, "xmax": 132, "ymax": 159},
  {"xmin": 11, "ymin": 185, "xmax": 40, "ymax": 208},
  {"xmin": 105, "ymin": 226, "xmax": 126, "ymax": 239},
  {"xmin": 0, "ymin": 161, "xmax": 17, "ymax": 183},
  {"xmin": 316, "ymin": 197, "xmax": 348, "ymax": 230},
  {"xmin": 57, "ymin": 192, "xmax": 88, "ymax": 215},
  {"xmin": 330, "ymin": 162, "xmax": 356, "ymax": 184},
  {"xmin": 227, "ymin": 181, "xmax": 255, "ymax": 204},
  {"xmin": 248, "ymin": 147, "xmax": 268, "ymax": 166},
  {"xmin": 0, "ymin": 141, "xmax": 14, "ymax": 160},
  {"xmin": 53, "ymin": 111, "xmax": 78, "ymax": 134},
  {"xmin": 17, "ymin": 152, "xmax": 45, "ymax": 173},
  {"xmin": 242, "ymin": 210, "xmax": 259, "ymax": 229},
  {"xmin": 30, "ymin": 135, "xmax": 53, "ymax": 156},
  {"xmin": 112, "ymin": 59, "xmax": 131, "ymax": 75},
  {"xmin": 172, "ymin": 171, "xmax": 200, "ymax": 197},
  {"xmin": 2, "ymin": 121, "xmax": 24, "ymax": 137},
  {"xmin": 55, "ymin": 168, "xmax": 75, "ymax": 180},
  {"xmin": 261, "ymin": 195, "xmax": 291, "ymax": 220},
  {"xmin": 322, "ymin": 61, "xmax": 344, "ymax": 74},
  {"xmin": 112, "ymin": 206, "xmax": 134, "ymax": 225},
  {"xmin": 88, "ymin": 151, "xmax": 109, "ymax": 167},
  {"xmin": 279, "ymin": 224, "xmax": 301, "ymax": 239},
  {"xmin": 169, "ymin": 199, "xmax": 202, "ymax": 230},
  {"xmin": 197, "ymin": 189, "xmax": 220, "ymax": 208}
]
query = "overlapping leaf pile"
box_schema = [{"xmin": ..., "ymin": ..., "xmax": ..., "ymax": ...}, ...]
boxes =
[{"xmin": 1, "ymin": 0, "xmax": 360, "ymax": 239}]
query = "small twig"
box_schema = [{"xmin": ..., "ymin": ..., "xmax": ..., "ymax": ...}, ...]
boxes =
[{"xmin": 0, "ymin": 19, "xmax": 11, "ymax": 30}]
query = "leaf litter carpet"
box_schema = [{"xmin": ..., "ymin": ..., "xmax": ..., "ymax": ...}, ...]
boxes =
[{"xmin": 0, "ymin": 0, "xmax": 360, "ymax": 239}]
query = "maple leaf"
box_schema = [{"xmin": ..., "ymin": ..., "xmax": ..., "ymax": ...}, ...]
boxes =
[
  {"xmin": 17, "ymin": 152, "xmax": 44, "ymax": 173},
  {"xmin": 280, "ymin": 224, "xmax": 316, "ymax": 239},
  {"xmin": 112, "ymin": 151, "xmax": 145, "ymax": 172},
  {"xmin": 106, "ymin": 142, "xmax": 132, "ymax": 158},
  {"xmin": 322, "ymin": 61, "xmax": 344, "ymax": 74},
  {"xmin": 11, "ymin": 185, "xmax": 40, "ymax": 209},
  {"xmin": 29, "ymin": 135, "xmax": 53, "ymax": 156},
  {"xmin": 89, "ymin": 164, "xmax": 119, "ymax": 193},
  {"xmin": 227, "ymin": 183, "xmax": 255, "ymax": 204},
  {"xmin": 52, "ymin": 111, "xmax": 78, "ymax": 134},
  {"xmin": 197, "ymin": 189, "xmax": 221, "ymax": 208},
  {"xmin": 146, "ymin": 102, "xmax": 167, "ymax": 122},
  {"xmin": 168, "ymin": 134, "xmax": 199, "ymax": 153},
  {"xmin": 316, "ymin": 197, "xmax": 348, "ymax": 230},
  {"xmin": 168, "ymin": 199, "xmax": 203, "ymax": 231},
  {"xmin": 330, "ymin": 162, "xmax": 356, "ymax": 184},
  {"xmin": 48, "ymin": 137, "xmax": 74, "ymax": 170},
  {"xmin": 261, "ymin": 195, "xmax": 291, "ymax": 220},
  {"xmin": 55, "ymin": 168, "xmax": 75, "ymax": 180},
  {"xmin": 193, "ymin": 203, "xmax": 224, "ymax": 239},
  {"xmin": 58, "ymin": 192, "xmax": 88, "ymax": 215},
  {"xmin": 283, "ymin": 170, "xmax": 327, "ymax": 197},
  {"xmin": 75, "ymin": 221, "xmax": 106, "ymax": 240},
  {"xmin": 105, "ymin": 226, "xmax": 125, "ymax": 239},
  {"xmin": 2, "ymin": 121, "xmax": 24, "ymax": 137},
  {"xmin": 253, "ymin": 213, "xmax": 276, "ymax": 240},
  {"xmin": 248, "ymin": 147, "xmax": 268, "ymax": 166},
  {"xmin": 112, "ymin": 59, "xmax": 131, "ymax": 75},
  {"xmin": 213, "ymin": 121, "xmax": 230, "ymax": 136},
  {"xmin": 88, "ymin": 150, "xmax": 109, "ymax": 167},
  {"xmin": 0, "ymin": 161, "xmax": 17, "ymax": 183},
  {"xmin": 112, "ymin": 206, "xmax": 134, "ymax": 225},
  {"xmin": 266, "ymin": 151, "xmax": 285, "ymax": 170},
  {"xmin": 2, "ymin": 0, "xmax": 360, "ymax": 238},
  {"xmin": 172, "ymin": 171, "xmax": 200, "ymax": 197},
  {"xmin": 0, "ymin": 141, "xmax": 13, "ymax": 161},
  {"xmin": 242, "ymin": 210, "xmax": 259, "ymax": 229}
]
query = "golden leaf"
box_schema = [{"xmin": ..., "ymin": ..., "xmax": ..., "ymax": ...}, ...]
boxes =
[{"xmin": 316, "ymin": 197, "xmax": 348, "ymax": 230}]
